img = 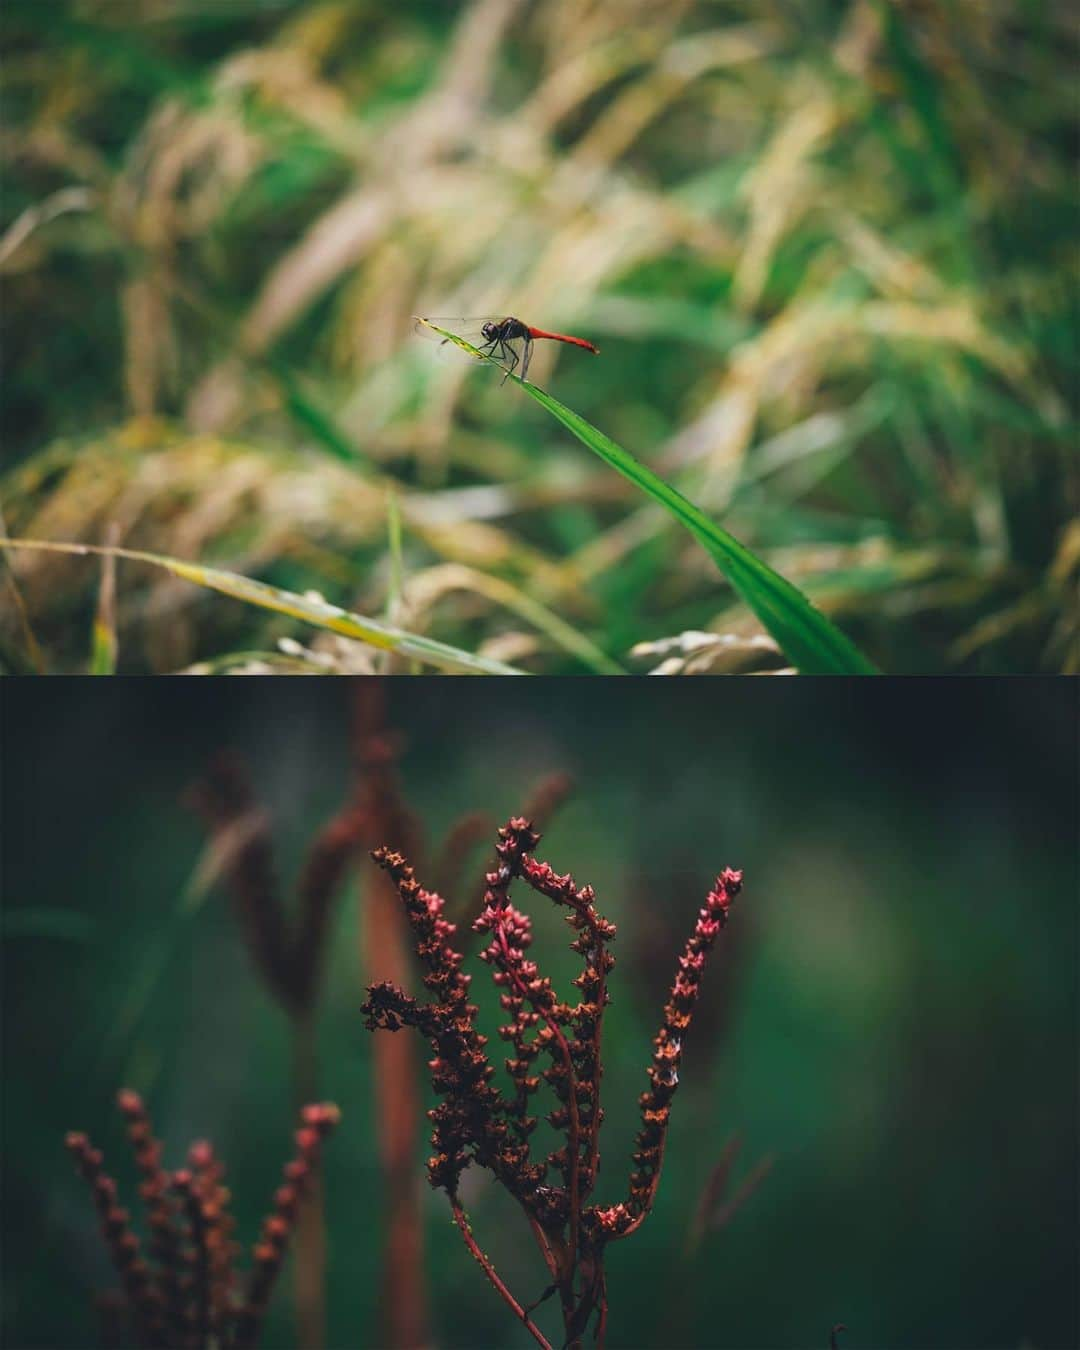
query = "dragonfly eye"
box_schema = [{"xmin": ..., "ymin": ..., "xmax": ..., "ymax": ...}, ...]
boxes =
[{"xmin": 481, "ymin": 322, "xmax": 497, "ymax": 340}]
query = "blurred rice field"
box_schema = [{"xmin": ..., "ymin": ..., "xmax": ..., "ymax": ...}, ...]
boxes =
[{"xmin": 1, "ymin": 0, "xmax": 1077, "ymax": 673}]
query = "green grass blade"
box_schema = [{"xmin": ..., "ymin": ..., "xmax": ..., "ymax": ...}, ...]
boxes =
[
  {"xmin": 89, "ymin": 617, "xmax": 117, "ymax": 674},
  {"xmin": 420, "ymin": 321, "xmax": 879, "ymax": 674},
  {"xmin": 88, "ymin": 535, "xmax": 118, "ymax": 674},
  {"xmin": 421, "ymin": 563, "xmax": 624, "ymax": 674},
  {"xmin": 0, "ymin": 540, "xmax": 528, "ymax": 676},
  {"xmin": 385, "ymin": 484, "xmax": 404, "ymax": 621}
]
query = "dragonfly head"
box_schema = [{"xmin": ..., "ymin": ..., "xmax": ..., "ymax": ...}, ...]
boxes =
[{"xmin": 480, "ymin": 321, "xmax": 499, "ymax": 342}]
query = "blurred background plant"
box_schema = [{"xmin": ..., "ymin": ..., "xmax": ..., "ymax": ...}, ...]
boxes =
[
  {"xmin": 1, "ymin": 0, "xmax": 1077, "ymax": 673},
  {"xmin": 182, "ymin": 682, "xmax": 574, "ymax": 1349},
  {"xmin": 2, "ymin": 678, "xmax": 1076, "ymax": 1348},
  {"xmin": 64, "ymin": 1092, "xmax": 341, "ymax": 1350}
]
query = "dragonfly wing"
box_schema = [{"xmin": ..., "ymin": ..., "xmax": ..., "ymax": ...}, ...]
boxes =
[
  {"xmin": 414, "ymin": 316, "xmax": 523, "ymax": 375},
  {"xmin": 413, "ymin": 317, "xmax": 498, "ymax": 343}
]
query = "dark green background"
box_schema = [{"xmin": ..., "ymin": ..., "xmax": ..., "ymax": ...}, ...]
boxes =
[{"xmin": 2, "ymin": 679, "xmax": 1076, "ymax": 1348}]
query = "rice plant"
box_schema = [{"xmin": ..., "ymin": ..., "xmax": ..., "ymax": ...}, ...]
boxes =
[{"xmin": 2, "ymin": 0, "xmax": 1075, "ymax": 672}]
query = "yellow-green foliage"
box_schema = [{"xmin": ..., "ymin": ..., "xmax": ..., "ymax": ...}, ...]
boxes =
[{"xmin": 2, "ymin": 1, "xmax": 1076, "ymax": 672}]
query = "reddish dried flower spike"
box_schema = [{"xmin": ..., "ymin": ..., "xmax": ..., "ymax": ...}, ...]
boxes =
[
  {"xmin": 365, "ymin": 845, "xmax": 527, "ymax": 1202},
  {"xmin": 66, "ymin": 1095, "xmax": 339, "ymax": 1350},
  {"xmin": 233, "ymin": 1101, "xmax": 340, "ymax": 1350},
  {"xmin": 301, "ymin": 1103, "xmax": 342, "ymax": 1133},
  {"xmin": 188, "ymin": 1138, "xmax": 239, "ymax": 1329},
  {"xmin": 185, "ymin": 755, "xmax": 294, "ymax": 1008},
  {"xmin": 111, "ymin": 1089, "xmax": 189, "ymax": 1338},
  {"xmin": 363, "ymin": 813, "xmax": 745, "ymax": 1350},
  {"xmin": 187, "ymin": 753, "xmax": 368, "ymax": 1017},
  {"xmin": 116, "ymin": 1089, "xmax": 143, "ymax": 1119},
  {"xmin": 594, "ymin": 867, "xmax": 744, "ymax": 1240},
  {"xmin": 172, "ymin": 1169, "xmax": 213, "ymax": 1345},
  {"xmin": 65, "ymin": 1131, "xmax": 165, "ymax": 1345}
]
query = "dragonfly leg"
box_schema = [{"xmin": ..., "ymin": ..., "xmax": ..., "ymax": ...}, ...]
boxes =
[{"xmin": 499, "ymin": 338, "xmax": 519, "ymax": 384}]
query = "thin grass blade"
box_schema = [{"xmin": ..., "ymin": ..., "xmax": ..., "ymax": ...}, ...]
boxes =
[
  {"xmin": 0, "ymin": 540, "xmax": 528, "ymax": 676},
  {"xmin": 417, "ymin": 320, "xmax": 879, "ymax": 674}
]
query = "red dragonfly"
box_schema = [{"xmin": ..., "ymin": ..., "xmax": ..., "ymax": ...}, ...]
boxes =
[{"xmin": 415, "ymin": 315, "xmax": 599, "ymax": 383}]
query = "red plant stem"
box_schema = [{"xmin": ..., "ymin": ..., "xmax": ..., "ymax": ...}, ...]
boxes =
[
  {"xmin": 494, "ymin": 920, "xmax": 582, "ymax": 1274},
  {"xmin": 587, "ymin": 948, "xmax": 607, "ymax": 1194},
  {"xmin": 363, "ymin": 869, "xmax": 429, "ymax": 1350},
  {"xmin": 351, "ymin": 683, "xmax": 430, "ymax": 1350},
  {"xmin": 521, "ymin": 1214, "xmax": 569, "ymax": 1332},
  {"xmin": 515, "ymin": 855, "xmax": 609, "ymax": 1209},
  {"xmin": 525, "ymin": 1211, "xmax": 560, "ymax": 1279},
  {"xmin": 596, "ymin": 1273, "xmax": 609, "ymax": 1348},
  {"xmin": 450, "ymin": 1201, "xmax": 553, "ymax": 1350}
]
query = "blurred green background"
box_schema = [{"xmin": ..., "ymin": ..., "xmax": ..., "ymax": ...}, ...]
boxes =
[
  {"xmin": 2, "ymin": 0, "xmax": 1077, "ymax": 674},
  {"xmin": 2, "ymin": 678, "xmax": 1076, "ymax": 1348}
]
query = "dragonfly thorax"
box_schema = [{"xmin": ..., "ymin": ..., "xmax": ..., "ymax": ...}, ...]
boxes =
[{"xmin": 483, "ymin": 317, "xmax": 529, "ymax": 342}]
